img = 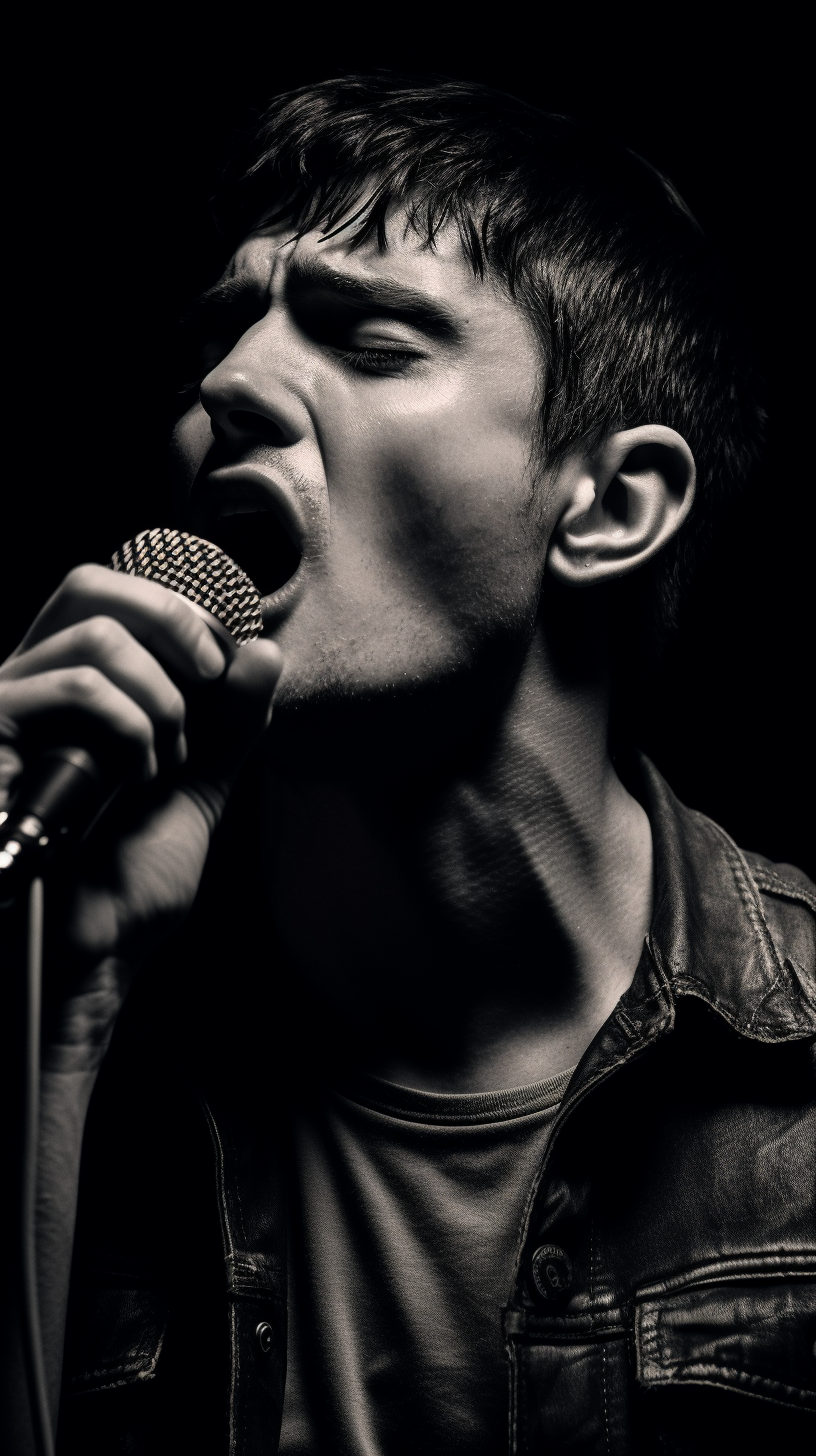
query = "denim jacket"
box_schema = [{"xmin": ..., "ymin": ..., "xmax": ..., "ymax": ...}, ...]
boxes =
[{"xmin": 58, "ymin": 758, "xmax": 816, "ymax": 1454}]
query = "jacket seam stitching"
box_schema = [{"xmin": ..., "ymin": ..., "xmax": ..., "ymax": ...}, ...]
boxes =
[
  {"xmin": 222, "ymin": 1114, "xmax": 251, "ymax": 1252},
  {"xmin": 646, "ymin": 1359, "xmax": 815, "ymax": 1404},
  {"xmin": 507, "ymin": 1341, "xmax": 518, "ymax": 1456},
  {"xmin": 670, "ymin": 972, "xmax": 809, "ymax": 1036},
  {"xmin": 745, "ymin": 966, "xmax": 789, "ymax": 1033},
  {"xmin": 751, "ymin": 867, "xmax": 816, "ymax": 914},
  {"xmin": 519, "ymin": 1340, "xmax": 527, "ymax": 1455},
  {"xmin": 699, "ymin": 816, "xmax": 784, "ymax": 973},
  {"xmin": 635, "ymin": 1254, "xmax": 816, "ymax": 1298},
  {"xmin": 199, "ymin": 1094, "xmax": 235, "ymax": 1261},
  {"xmin": 68, "ymin": 1371, "xmax": 159, "ymax": 1393},
  {"xmin": 199, "ymin": 1095, "xmax": 239, "ymax": 1456},
  {"xmin": 71, "ymin": 1355, "xmax": 159, "ymax": 1381},
  {"xmin": 602, "ymin": 1342, "xmax": 611, "ymax": 1454}
]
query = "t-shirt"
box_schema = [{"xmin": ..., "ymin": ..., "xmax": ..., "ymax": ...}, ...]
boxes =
[{"xmin": 278, "ymin": 1064, "xmax": 575, "ymax": 1456}]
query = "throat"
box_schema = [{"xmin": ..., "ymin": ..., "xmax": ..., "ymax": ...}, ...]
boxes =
[{"xmin": 262, "ymin": 626, "xmax": 653, "ymax": 1094}]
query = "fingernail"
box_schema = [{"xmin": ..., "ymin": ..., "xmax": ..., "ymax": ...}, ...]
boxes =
[
  {"xmin": 197, "ymin": 633, "xmax": 227, "ymax": 678},
  {"xmin": 175, "ymin": 733, "xmax": 188, "ymax": 766},
  {"xmin": 143, "ymin": 747, "xmax": 159, "ymax": 782}
]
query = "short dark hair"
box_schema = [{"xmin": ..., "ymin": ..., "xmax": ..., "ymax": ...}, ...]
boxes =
[{"xmin": 217, "ymin": 73, "xmax": 763, "ymax": 650}]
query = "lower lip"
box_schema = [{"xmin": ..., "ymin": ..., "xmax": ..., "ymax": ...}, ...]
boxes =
[{"xmin": 260, "ymin": 567, "xmax": 305, "ymax": 629}]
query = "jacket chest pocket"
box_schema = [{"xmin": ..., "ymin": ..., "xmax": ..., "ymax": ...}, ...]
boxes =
[
  {"xmin": 62, "ymin": 1278, "xmax": 169, "ymax": 1396},
  {"xmin": 633, "ymin": 1276, "xmax": 816, "ymax": 1453}
]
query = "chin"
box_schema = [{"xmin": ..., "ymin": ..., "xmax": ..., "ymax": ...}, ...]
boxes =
[{"xmin": 268, "ymin": 629, "xmax": 454, "ymax": 707}]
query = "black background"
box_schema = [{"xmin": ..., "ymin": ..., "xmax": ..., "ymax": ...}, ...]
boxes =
[{"xmin": 5, "ymin": 7, "xmax": 813, "ymax": 875}]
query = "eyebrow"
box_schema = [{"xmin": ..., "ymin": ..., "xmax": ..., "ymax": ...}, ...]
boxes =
[
  {"xmin": 190, "ymin": 255, "xmax": 461, "ymax": 343},
  {"xmin": 188, "ymin": 274, "xmax": 262, "ymax": 318},
  {"xmin": 284, "ymin": 255, "xmax": 460, "ymax": 341}
]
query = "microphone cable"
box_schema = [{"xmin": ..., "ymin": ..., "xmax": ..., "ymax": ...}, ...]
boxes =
[{"xmin": 20, "ymin": 875, "xmax": 54, "ymax": 1456}]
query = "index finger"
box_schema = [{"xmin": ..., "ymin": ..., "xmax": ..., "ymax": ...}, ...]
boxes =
[{"xmin": 12, "ymin": 564, "xmax": 227, "ymax": 681}]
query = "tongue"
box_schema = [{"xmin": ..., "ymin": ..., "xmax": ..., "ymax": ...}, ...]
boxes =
[{"xmin": 209, "ymin": 511, "xmax": 301, "ymax": 597}]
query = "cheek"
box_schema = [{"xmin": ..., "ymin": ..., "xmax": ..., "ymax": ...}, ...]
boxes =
[
  {"xmin": 333, "ymin": 380, "xmax": 544, "ymax": 596},
  {"xmin": 170, "ymin": 403, "xmax": 213, "ymax": 487}
]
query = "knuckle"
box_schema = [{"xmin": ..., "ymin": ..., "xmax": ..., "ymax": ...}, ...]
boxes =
[
  {"xmin": 164, "ymin": 687, "xmax": 186, "ymax": 726},
  {"xmin": 63, "ymin": 562, "xmax": 106, "ymax": 600},
  {"xmin": 163, "ymin": 594, "xmax": 200, "ymax": 641},
  {"xmin": 79, "ymin": 614, "xmax": 125, "ymax": 654},
  {"xmin": 0, "ymin": 743, "xmax": 23, "ymax": 773},
  {"xmin": 130, "ymin": 714, "xmax": 153, "ymax": 748},
  {"xmin": 68, "ymin": 664, "xmax": 105, "ymax": 701},
  {"xmin": 156, "ymin": 585, "xmax": 200, "ymax": 633}
]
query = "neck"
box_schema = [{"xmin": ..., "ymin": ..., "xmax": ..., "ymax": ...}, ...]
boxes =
[{"xmin": 262, "ymin": 622, "xmax": 652, "ymax": 1092}]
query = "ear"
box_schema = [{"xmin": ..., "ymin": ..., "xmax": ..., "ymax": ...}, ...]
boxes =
[{"xmin": 546, "ymin": 425, "xmax": 696, "ymax": 586}]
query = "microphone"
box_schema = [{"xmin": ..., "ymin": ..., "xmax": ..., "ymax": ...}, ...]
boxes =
[{"xmin": 0, "ymin": 529, "xmax": 263, "ymax": 906}]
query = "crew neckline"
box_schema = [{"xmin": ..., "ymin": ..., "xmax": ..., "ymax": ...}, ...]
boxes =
[{"xmin": 333, "ymin": 1064, "xmax": 576, "ymax": 1125}]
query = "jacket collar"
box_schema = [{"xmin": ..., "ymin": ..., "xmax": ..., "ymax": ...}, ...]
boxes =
[
  {"xmin": 541, "ymin": 754, "xmax": 813, "ymax": 1183},
  {"xmin": 629, "ymin": 754, "xmax": 815, "ymax": 1043}
]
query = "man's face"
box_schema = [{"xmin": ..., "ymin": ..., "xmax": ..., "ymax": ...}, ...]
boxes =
[{"xmin": 173, "ymin": 207, "xmax": 549, "ymax": 707}]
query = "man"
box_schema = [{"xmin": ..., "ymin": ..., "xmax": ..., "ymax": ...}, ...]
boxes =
[{"xmin": 2, "ymin": 76, "xmax": 813, "ymax": 1454}]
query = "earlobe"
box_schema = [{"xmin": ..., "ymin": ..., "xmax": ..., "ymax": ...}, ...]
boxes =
[{"xmin": 547, "ymin": 424, "xmax": 696, "ymax": 587}]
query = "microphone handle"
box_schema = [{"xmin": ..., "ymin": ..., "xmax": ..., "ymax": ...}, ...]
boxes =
[{"xmin": 0, "ymin": 747, "xmax": 104, "ymax": 909}]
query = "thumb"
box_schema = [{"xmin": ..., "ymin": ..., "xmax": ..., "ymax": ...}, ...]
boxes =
[{"xmin": 182, "ymin": 637, "xmax": 283, "ymax": 788}]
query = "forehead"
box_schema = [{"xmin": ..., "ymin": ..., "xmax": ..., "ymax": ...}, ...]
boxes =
[{"xmin": 225, "ymin": 208, "xmax": 525, "ymax": 331}]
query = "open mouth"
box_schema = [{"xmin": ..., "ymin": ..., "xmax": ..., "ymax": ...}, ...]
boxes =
[{"xmin": 206, "ymin": 509, "xmax": 303, "ymax": 599}]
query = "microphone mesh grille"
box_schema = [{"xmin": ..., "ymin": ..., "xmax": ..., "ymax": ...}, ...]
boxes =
[{"xmin": 110, "ymin": 528, "xmax": 263, "ymax": 644}]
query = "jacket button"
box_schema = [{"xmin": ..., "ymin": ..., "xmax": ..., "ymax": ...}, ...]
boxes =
[
  {"xmin": 255, "ymin": 1321, "xmax": 274, "ymax": 1355},
  {"xmin": 530, "ymin": 1245, "xmax": 573, "ymax": 1302}
]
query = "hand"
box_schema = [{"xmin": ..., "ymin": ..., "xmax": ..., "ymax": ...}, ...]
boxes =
[{"xmin": 1, "ymin": 563, "xmax": 281, "ymax": 977}]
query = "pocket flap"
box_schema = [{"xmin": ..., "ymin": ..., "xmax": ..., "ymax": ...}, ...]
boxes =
[
  {"xmin": 64, "ymin": 1280, "xmax": 169, "ymax": 1394},
  {"xmin": 635, "ymin": 1280, "xmax": 816, "ymax": 1409}
]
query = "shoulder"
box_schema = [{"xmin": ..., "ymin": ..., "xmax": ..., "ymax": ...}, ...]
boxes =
[
  {"xmin": 742, "ymin": 848, "xmax": 816, "ymax": 987},
  {"xmin": 635, "ymin": 754, "xmax": 816, "ymax": 1032}
]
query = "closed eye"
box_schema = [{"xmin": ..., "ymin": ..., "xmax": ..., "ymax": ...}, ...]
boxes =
[
  {"xmin": 288, "ymin": 281, "xmax": 435, "ymax": 375},
  {"xmin": 335, "ymin": 344, "xmax": 423, "ymax": 376}
]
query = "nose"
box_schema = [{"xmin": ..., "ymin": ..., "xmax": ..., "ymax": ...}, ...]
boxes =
[{"xmin": 199, "ymin": 326, "xmax": 308, "ymax": 451}]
